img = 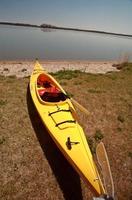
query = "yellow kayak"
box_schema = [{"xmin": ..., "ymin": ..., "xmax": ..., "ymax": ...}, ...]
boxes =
[{"xmin": 29, "ymin": 60, "xmax": 105, "ymax": 196}]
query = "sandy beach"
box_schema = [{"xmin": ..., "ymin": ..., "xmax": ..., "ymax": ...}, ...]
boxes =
[{"xmin": 0, "ymin": 60, "xmax": 119, "ymax": 78}]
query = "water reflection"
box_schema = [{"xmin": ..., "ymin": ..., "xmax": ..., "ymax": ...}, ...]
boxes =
[{"xmin": 0, "ymin": 26, "xmax": 132, "ymax": 60}]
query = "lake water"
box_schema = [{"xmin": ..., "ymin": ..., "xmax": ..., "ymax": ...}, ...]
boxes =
[{"xmin": 0, "ymin": 26, "xmax": 132, "ymax": 61}]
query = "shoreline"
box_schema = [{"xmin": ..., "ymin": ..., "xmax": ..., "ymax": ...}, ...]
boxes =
[
  {"xmin": 0, "ymin": 60, "xmax": 119, "ymax": 78},
  {"xmin": 0, "ymin": 59, "xmax": 118, "ymax": 63}
]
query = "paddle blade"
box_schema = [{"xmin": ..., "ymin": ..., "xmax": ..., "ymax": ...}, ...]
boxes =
[
  {"xmin": 96, "ymin": 142, "xmax": 114, "ymax": 199},
  {"xmin": 71, "ymin": 98, "xmax": 90, "ymax": 116}
]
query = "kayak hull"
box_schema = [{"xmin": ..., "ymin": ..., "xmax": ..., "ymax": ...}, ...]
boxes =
[{"xmin": 29, "ymin": 61, "xmax": 105, "ymax": 196}]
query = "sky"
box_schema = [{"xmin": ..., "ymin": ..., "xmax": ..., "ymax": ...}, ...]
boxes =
[{"xmin": 0, "ymin": 0, "xmax": 132, "ymax": 34}]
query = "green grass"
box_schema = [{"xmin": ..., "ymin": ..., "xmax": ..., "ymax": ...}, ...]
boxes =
[
  {"xmin": 59, "ymin": 81, "xmax": 67, "ymax": 86},
  {"xmin": 0, "ymin": 99, "xmax": 7, "ymax": 106},
  {"xmin": 112, "ymin": 61, "xmax": 129, "ymax": 69},
  {"xmin": 94, "ymin": 129, "xmax": 104, "ymax": 141},
  {"xmin": 87, "ymin": 129, "xmax": 104, "ymax": 154},
  {"xmin": 50, "ymin": 70, "xmax": 83, "ymax": 80},
  {"xmin": 0, "ymin": 63, "xmax": 132, "ymax": 200},
  {"xmin": 65, "ymin": 91, "xmax": 74, "ymax": 98}
]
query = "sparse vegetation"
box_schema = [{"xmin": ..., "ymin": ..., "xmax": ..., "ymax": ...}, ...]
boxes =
[
  {"xmin": 87, "ymin": 129, "xmax": 104, "ymax": 153},
  {"xmin": 65, "ymin": 91, "xmax": 74, "ymax": 98},
  {"xmin": 88, "ymin": 88, "xmax": 106, "ymax": 94},
  {"xmin": 3, "ymin": 68, "xmax": 9, "ymax": 72},
  {"xmin": 113, "ymin": 62, "xmax": 128, "ymax": 70},
  {"xmin": 113, "ymin": 53, "xmax": 130, "ymax": 70},
  {"xmin": 117, "ymin": 115, "xmax": 125, "ymax": 123},
  {"xmin": 107, "ymin": 74, "xmax": 117, "ymax": 80},
  {"xmin": 8, "ymin": 75, "xmax": 16, "ymax": 79},
  {"xmin": 0, "ymin": 63, "xmax": 132, "ymax": 200},
  {"xmin": 60, "ymin": 81, "xmax": 67, "ymax": 86},
  {"xmin": 0, "ymin": 136, "xmax": 5, "ymax": 145},
  {"xmin": 87, "ymin": 137, "xmax": 96, "ymax": 154},
  {"xmin": 128, "ymin": 152, "xmax": 132, "ymax": 158},
  {"xmin": 21, "ymin": 68, "xmax": 27, "ymax": 72},
  {"xmin": 50, "ymin": 70, "xmax": 82, "ymax": 80},
  {"xmin": 94, "ymin": 129, "xmax": 104, "ymax": 141},
  {"xmin": 0, "ymin": 99, "xmax": 7, "ymax": 106},
  {"xmin": 73, "ymin": 81, "xmax": 82, "ymax": 85},
  {"xmin": 117, "ymin": 127, "xmax": 122, "ymax": 132}
]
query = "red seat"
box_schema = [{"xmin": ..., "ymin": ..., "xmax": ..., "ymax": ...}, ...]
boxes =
[{"xmin": 38, "ymin": 89, "xmax": 46, "ymax": 96}]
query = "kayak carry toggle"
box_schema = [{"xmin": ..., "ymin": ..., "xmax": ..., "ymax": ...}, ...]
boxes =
[{"xmin": 66, "ymin": 137, "xmax": 80, "ymax": 150}]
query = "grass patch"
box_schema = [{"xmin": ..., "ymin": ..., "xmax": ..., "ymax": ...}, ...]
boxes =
[
  {"xmin": 65, "ymin": 91, "xmax": 74, "ymax": 98},
  {"xmin": 21, "ymin": 68, "xmax": 27, "ymax": 72},
  {"xmin": 85, "ymin": 74, "xmax": 98, "ymax": 82},
  {"xmin": 59, "ymin": 81, "xmax": 67, "ymax": 86},
  {"xmin": 128, "ymin": 152, "xmax": 132, "ymax": 158},
  {"xmin": 117, "ymin": 127, "xmax": 122, "ymax": 132},
  {"xmin": 112, "ymin": 62, "xmax": 132, "ymax": 74},
  {"xmin": 87, "ymin": 137, "xmax": 96, "ymax": 154},
  {"xmin": 108, "ymin": 74, "xmax": 117, "ymax": 80},
  {"xmin": 50, "ymin": 70, "xmax": 82, "ymax": 80},
  {"xmin": 117, "ymin": 115, "xmax": 125, "ymax": 123},
  {"xmin": 94, "ymin": 129, "xmax": 104, "ymax": 141},
  {"xmin": 88, "ymin": 88, "xmax": 106, "ymax": 94},
  {"xmin": 24, "ymin": 75, "xmax": 30, "ymax": 79},
  {"xmin": 0, "ymin": 99, "xmax": 7, "ymax": 106},
  {"xmin": 87, "ymin": 130, "xmax": 104, "ymax": 154},
  {"xmin": 3, "ymin": 68, "xmax": 9, "ymax": 72},
  {"xmin": 0, "ymin": 137, "xmax": 6, "ymax": 145},
  {"xmin": 73, "ymin": 81, "xmax": 82, "ymax": 85},
  {"xmin": 0, "ymin": 75, "xmax": 5, "ymax": 80},
  {"xmin": 121, "ymin": 62, "xmax": 132, "ymax": 72},
  {"xmin": 8, "ymin": 75, "xmax": 16, "ymax": 79}
]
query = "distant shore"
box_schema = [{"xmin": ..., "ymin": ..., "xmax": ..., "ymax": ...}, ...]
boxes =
[{"xmin": 0, "ymin": 60, "xmax": 119, "ymax": 78}]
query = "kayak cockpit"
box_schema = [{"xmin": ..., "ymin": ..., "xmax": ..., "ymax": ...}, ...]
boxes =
[
  {"xmin": 36, "ymin": 73, "xmax": 67, "ymax": 103},
  {"xmin": 38, "ymin": 90, "xmax": 67, "ymax": 102}
]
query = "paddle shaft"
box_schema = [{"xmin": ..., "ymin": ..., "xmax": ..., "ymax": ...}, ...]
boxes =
[{"xmin": 70, "ymin": 98, "xmax": 90, "ymax": 116}]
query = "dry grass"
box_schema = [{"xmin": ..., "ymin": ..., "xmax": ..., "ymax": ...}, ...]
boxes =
[{"xmin": 0, "ymin": 63, "xmax": 132, "ymax": 200}]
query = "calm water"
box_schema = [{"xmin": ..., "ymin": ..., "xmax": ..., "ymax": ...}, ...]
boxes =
[{"xmin": 0, "ymin": 26, "xmax": 132, "ymax": 60}]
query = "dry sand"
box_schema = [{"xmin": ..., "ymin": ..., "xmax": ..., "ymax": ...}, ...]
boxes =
[{"xmin": 0, "ymin": 60, "xmax": 119, "ymax": 77}]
